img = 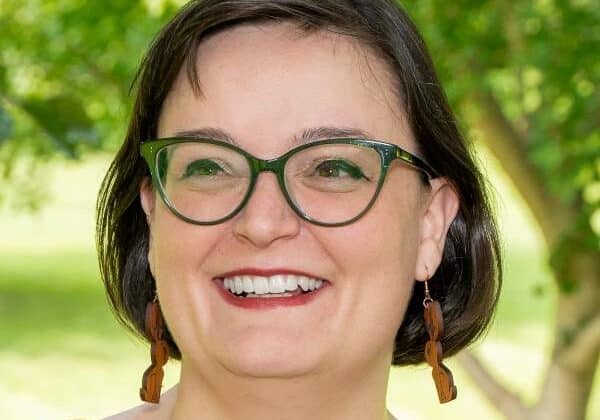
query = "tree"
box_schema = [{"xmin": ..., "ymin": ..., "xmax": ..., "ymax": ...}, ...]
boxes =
[
  {"xmin": 0, "ymin": 0, "xmax": 181, "ymax": 209},
  {"xmin": 1, "ymin": 1, "xmax": 598, "ymax": 418},
  {"xmin": 403, "ymin": 1, "xmax": 600, "ymax": 418}
]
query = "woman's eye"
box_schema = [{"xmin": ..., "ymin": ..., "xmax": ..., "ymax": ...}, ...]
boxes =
[
  {"xmin": 182, "ymin": 159, "xmax": 226, "ymax": 178},
  {"xmin": 314, "ymin": 159, "xmax": 368, "ymax": 180}
]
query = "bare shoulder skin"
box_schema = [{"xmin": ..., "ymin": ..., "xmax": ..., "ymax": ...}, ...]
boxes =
[{"xmin": 102, "ymin": 386, "xmax": 177, "ymax": 420}]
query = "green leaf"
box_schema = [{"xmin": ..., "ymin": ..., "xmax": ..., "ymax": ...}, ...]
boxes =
[
  {"xmin": 0, "ymin": 106, "xmax": 13, "ymax": 142},
  {"xmin": 21, "ymin": 95, "xmax": 96, "ymax": 158}
]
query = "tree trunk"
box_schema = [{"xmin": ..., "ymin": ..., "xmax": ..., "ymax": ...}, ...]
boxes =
[
  {"xmin": 456, "ymin": 92, "xmax": 600, "ymax": 419},
  {"xmin": 529, "ymin": 254, "xmax": 600, "ymax": 420}
]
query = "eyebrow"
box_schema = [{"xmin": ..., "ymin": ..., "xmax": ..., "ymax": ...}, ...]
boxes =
[
  {"xmin": 173, "ymin": 126, "xmax": 375, "ymax": 146},
  {"xmin": 174, "ymin": 127, "xmax": 238, "ymax": 144},
  {"xmin": 294, "ymin": 126, "xmax": 375, "ymax": 144}
]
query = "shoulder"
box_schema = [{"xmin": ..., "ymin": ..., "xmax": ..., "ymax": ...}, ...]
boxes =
[
  {"xmin": 101, "ymin": 386, "xmax": 177, "ymax": 420},
  {"xmin": 102, "ymin": 403, "xmax": 157, "ymax": 420},
  {"xmin": 103, "ymin": 396, "xmax": 175, "ymax": 420}
]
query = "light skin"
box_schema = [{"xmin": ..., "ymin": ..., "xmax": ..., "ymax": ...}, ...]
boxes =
[{"xmin": 111, "ymin": 22, "xmax": 458, "ymax": 420}]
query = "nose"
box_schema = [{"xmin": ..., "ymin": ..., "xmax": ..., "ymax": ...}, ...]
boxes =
[{"xmin": 232, "ymin": 172, "xmax": 301, "ymax": 248}]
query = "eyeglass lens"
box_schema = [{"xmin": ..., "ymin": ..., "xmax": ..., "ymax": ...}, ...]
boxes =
[{"xmin": 156, "ymin": 141, "xmax": 382, "ymax": 224}]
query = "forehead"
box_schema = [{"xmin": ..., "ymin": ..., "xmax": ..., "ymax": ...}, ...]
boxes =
[{"xmin": 158, "ymin": 22, "xmax": 414, "ymax": 155}]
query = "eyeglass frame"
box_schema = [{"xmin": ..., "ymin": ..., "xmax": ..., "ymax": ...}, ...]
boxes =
[{"xmin": 140, "ymin": 137, "xmax": 438, "ymax": 227}]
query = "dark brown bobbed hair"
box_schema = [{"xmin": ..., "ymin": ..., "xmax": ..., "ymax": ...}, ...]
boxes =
[{"xmin": 97, "ymin": 0, "xmax": 502, "ymax": 365}]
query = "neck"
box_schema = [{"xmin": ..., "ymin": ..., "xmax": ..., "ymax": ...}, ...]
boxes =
[{"xmin": 168, "ymin": 354, "xmax": 393, "ymax": 420}]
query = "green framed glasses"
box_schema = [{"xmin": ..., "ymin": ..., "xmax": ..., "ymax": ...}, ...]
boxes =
[{"xmin": 140, "ymin": 137, "xmax": 437, "ymax": 227}]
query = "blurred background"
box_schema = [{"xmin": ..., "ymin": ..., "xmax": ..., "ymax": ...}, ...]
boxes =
[{"xmin": 0, "ymin": 1, "xmax": 598, "ymax": 419}]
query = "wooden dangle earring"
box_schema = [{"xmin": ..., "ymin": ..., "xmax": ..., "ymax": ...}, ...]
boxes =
[
  {"xmin": 140, "ymin": 295, "xmax": 169, "ymax": 403},
  {"xmin": 423, "ymin": 270, "xmax": 457, "ymax": 403}
]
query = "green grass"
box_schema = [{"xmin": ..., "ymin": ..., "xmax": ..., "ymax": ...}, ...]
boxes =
[
  {"xmin": 0, "ymin": 153, "xmax": 598, "ymax": 419},
  {"xmin": 0, "ymin": 250, "xmax": 181, "ymax": 419}
]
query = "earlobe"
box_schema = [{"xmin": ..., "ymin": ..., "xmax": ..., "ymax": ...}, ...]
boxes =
[
  {"xmin": 415, "ymin": 178, "xmax": 460, "ymax": 281},
  {"xmin": 140, "ymin": 177, "xmax": 156, "ymax": 222}
]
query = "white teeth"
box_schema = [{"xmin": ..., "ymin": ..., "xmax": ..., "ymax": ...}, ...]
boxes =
[
  {"xmin": 269, "ymin": 275, "xmax": 286, "ymax": 293},
  {"xmin": 234, "ymin": 276, "xmax": 244, "ymax": 294},
  {"xmin": 242, "ymin": 276, "xmax": 253, "ymax": 293},
  {"xmin": 253, "ymin": 276, "xmax": 269, "ymax": 295},
  {"xmin": 285, "ymin": 275, "xmax": 298, "ymax": 291},
  {"xmin": 298, "ymin": 276, "xmax": 309, "ymax": 292},
  {"xmin": 222, "ymin": 274, "xmax": 325, "ymax": 296}
]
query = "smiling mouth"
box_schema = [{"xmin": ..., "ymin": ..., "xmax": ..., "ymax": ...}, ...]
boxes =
[{"xmin": 219, "ymin": 274, "xmax": 326, "ymax": 298}]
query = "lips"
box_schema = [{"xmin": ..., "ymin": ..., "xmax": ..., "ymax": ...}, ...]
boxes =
[
  {"xmin": 213, "ymin": 268, "xmax": 329, "ymax": 309},
  {"xmin": 223, "ymin": 274, "xmax": 325, "ymax": 296}
]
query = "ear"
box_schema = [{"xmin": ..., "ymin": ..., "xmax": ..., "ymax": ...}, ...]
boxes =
[
  {"xmin": 140, "ymin": 177, "xmax": 157, "ymax": 275},
  {"xmin": 140, "ymin": 177, "xmax": 156, "ymax": 224},
  {"xmin": 415, "ymin": 178, "xmax": 459, "ymax": 281}
]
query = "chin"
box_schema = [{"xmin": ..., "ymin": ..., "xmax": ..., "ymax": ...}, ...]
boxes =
[
  {"xmin": 220, "ymin": 335, "xmax": 323, "ymax": 379},
  {"xmin": 228, "ymin": 358, "xmax": 315, "ymax": 379}
]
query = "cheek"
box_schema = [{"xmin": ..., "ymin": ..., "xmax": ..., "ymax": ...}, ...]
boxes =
[
  {"xmin": 369, "ymin": 183, "xmax": 422, "ymax": 312},
  {"xmin": 312, "ymin": 181, "xmax": 423, "ymax": 356},
  {"xmin": 149, "ymin": 203, "xmax": 218, "ymax": 273},
  {"xmin": 329, "ymin": 178, "xmax": 422, "ymax": 286},
  {"xmin": 147, "ymin": 203, "xmax": 232, "ymax": 352},
  {"xmin": 343, "ymin": 213, "xmax": 419, "ymax": 313}
]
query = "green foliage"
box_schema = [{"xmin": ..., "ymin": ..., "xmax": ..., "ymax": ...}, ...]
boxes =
[
  {"xmin": 404, "ymin": 0, "xmax": 600, "ymax": 200},
  {"xmin": 0, "ymin": 0, "xmax": 184, "ymax": 206},
  {"xmin": 402, "ymin": 0, "xmax": 600, "ymax": 272},
  {"xmin": 21, "ymin": 95, "xmax": 97, "ymax": 157},
  {"xmin": 0, "ymin": 106, "xmax": 12, "ymax": 141}
]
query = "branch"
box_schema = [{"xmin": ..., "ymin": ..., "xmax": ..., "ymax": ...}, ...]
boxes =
[
  {"xmin": 560, "ymin": 314, "xmax": 600, "ymax": 373},
  {"xmin": 0, "ymin": 94, "xmax": 68, "ymax": 155},
  {"xmin": 466, "ymin": 89, "xmax": 573, "ymax": 248},
  {"xmin": 456, "ymin": 350, "xmax": 528, "ymax": 419}
]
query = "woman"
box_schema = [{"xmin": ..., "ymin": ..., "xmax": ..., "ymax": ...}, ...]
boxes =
[{"xmin": 97, "ymin": 1, "xmax": 501, "ymax": 419}]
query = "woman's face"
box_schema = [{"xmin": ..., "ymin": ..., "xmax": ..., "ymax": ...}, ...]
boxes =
[{"xmin": 141, "ymin": 23, "xmax": 452, "ymax": 380}]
